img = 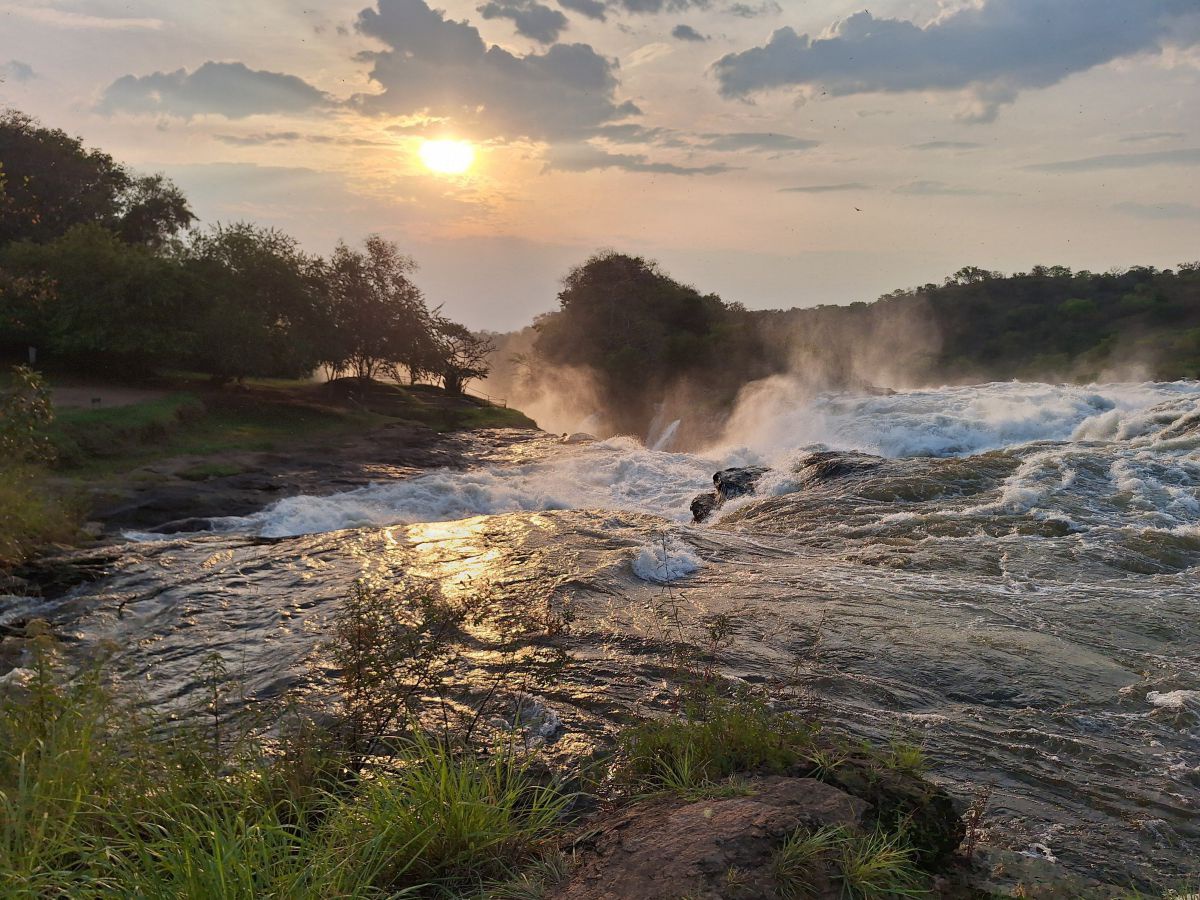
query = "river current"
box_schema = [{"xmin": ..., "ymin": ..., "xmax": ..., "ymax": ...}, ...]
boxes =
[{"xmin": 13, "ymin": 380, "xmax": 1200, "ymax": 885}]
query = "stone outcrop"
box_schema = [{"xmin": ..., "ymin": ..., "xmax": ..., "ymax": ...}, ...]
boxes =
[
  {"xmin": 691, "ymin": 466, "xmax": 770, "ymax": 523},
  {"xmin": 555, "ymin": 776, "xmax": 867, "ymax": 900}
]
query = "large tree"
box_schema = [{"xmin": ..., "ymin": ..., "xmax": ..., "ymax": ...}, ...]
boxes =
[
  {"xmin": 185, "ymin": 223, "xmax": 328, "ymax": 382},
  {"xmin": 321, "ymin": 236, "xmax": 436, "ymax": 381},
  {"xmin": 0, "ymin": 109, "xmax": 193, "ymax": 248},
  {"xmin": 431, "ymin": 319, "xmax": 494, "ymax": 395}
]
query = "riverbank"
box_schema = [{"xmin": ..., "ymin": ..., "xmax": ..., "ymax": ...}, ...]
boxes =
[{"xmin": 1, "ymin": 375, "xmax": 537, "ymax": 575}]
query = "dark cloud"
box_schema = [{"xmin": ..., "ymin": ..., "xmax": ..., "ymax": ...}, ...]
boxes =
[
  {"xmin": 0, "ymin": 60, "xmax": 35, "ymax": 83},
  {"xmin": 100, "ymin": 61, "xmax": 332, "ymax": 119},
  {"xmin": 1119, "ymin": 131, "xmax": 1186, "ymax": 143},
  {"xmin": 213, "ymin": 131, "xmax": 389, "ymax": 147},
  {"xmin": 353, "ymin": 0, "xmax": 638, "ymax": 141},
  {"xmin": 593, "ymin": 123, "xmax": 675, "ymax": 143},
  {"xmin": 780, "ymin": 182, "xmax": 869, "ymax": 193},
  {"xmin": 1025, "ymin": 148, "xmax": 1200, "ymax": 172},
  {"xmin": 611, "ymin": 0, "xmax": 711, "ymax": 14},
  {"xmin": 894, "ymin": 180, "xmax": 992, "ymax": 196},
  {"xmin": 478, "ymin": 0, "xmax": 569, "ymax": 44},
  {"xmin": 713, "ymin": 1, "xmax": 1199, "ymax": 122},
  {"xmin": 912, "ymin": 141, "xmax": 982, "ymax": 151},
  {"xmin": 544, "ymin": 143, "xmax": 732, "ymax": 175},
  {"xmin": 558, "ymin": 0, "xmax": 607, "ymax": 20},
  {"xmin": 672, "ymin": 24, "xmax": 708, "ymax": 42},
  {"xmin": 699, "ymin": 131, "xmax": 817, "ymax": 152},
  {"xmin": 726, "ymin": 2, "xmax": 780, "ymax": 18},
  {"xmin": 1114, "ymin": 201, "xmax": 1200, "ymax": 220}
]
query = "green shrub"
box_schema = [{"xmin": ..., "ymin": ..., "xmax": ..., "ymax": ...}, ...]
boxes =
[{"xmin": 0, "ymin": 465, "xmax": 79, "ymax": 568}]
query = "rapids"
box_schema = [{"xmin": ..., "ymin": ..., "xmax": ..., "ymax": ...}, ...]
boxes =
[{"xmin": 13, "ymin": 380, "xmax": 1200, "ymax": 884}]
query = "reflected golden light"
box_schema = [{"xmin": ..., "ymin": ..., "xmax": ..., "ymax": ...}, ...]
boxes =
[{"xmin": 419, "ymin": 139, "xmax": 475, "ymax": 175}]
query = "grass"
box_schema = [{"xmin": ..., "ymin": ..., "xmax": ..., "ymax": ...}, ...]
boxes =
[
  {"xmin": 774, "ymin": 826, "xmax": 927, "ymax": 900},
  {"xmin": 0, "ymin": 465, "xmax": 81, "ymax": 569},
  {"xmin": 0, "ymin": 632, "xmax": 570, "ymax": 898},
  {"xmin": 617, "ymin": 698, "xmax": 820, "ymax": 794}
]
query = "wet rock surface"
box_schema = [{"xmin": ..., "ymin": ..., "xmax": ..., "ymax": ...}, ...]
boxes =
[{"xmin": 556, "ymin": 777, "xmax": 867, "ymax": 900}]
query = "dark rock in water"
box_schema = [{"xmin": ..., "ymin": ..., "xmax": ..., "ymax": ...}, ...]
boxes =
[
  {"xmin": 691, "ymin": 466, "xmax": 769, "ymax": 522},
  {"xmin": 794, "ymin": 450, "xmax": 882, "ymax": 484},
  {"xmin": 689, "ymin": 492, "xmax": 720, "ymax": 523},
  {"xmin": 556, "ymin": 776, "xmax": 867, "ymax": 900},
  {"xmin": 715, "ymin": 465, "xmax": 769, "ymax": 499}
]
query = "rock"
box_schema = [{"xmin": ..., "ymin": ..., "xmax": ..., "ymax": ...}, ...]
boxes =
[
  {"xmin": 715, "ymin": 466, "xmax": 770, "ymax": 500},
  {"xmin": 563, "ymin": 432, "xmax": 597, "ymax": 444},
  {"xmin": 793, "ymin": 451, "xmax": 881, "ymax": 485},
  {"xmin": 555, "ymin": 776, "xmax": 867, "ymax": 900},
  {"xmin": 691, "ymin": 466, "xmax": 770, "ymax": 523},
  {"xmin": 690, "ymin": 492, "xmax": 720, "ymax": 523}
]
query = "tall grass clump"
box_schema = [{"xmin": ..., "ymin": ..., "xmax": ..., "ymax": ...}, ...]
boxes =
[
  {"xmin": 618, "ymin": 697, "xmax": 818, "ymax": 794},
  {"xmin": 773, "ymin": 826, "xmax": 927, "ymax": 900},
  {"xmin": 0, "ymin": 624, "xmax": 569, "ymax": 897}
]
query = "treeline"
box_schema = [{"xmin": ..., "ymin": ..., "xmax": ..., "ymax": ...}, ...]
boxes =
[
  {"xmin": 499, "ymin": 253, "xmax": 1200, "ymax": 444},
  {"xmin": 0, "ymin": 109, "xmax": 491, "ymax": 392}
]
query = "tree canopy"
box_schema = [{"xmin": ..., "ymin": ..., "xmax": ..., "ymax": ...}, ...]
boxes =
[{"xmin": 0, "ymin": 109, "xmax": 493, "ymax": 392}]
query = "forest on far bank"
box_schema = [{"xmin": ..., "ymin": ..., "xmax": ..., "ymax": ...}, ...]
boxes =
[{"xmin": 490, "ymin": 253, "xmax": 1200, "ymax": 442}]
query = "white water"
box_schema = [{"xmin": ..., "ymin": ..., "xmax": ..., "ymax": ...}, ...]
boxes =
[{"xmin": 135, "ymin": 380, "xmax": 1200, "ymax": 540}]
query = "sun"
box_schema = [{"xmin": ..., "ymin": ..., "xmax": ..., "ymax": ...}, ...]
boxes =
[{"xmin": 419, "ymin": 139, "xmax": 475, "ymax": 175}]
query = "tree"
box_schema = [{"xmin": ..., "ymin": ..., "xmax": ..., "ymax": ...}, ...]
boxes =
[
  {"xmin": 1, "ymin": 224, "xmax": 189, "ymax": 373},
  {"xmin": 432, "ymin": 320, "xmax": 494, "ymax": 394},
  {"xmin": 321, "ymin": 236, "xmax": 436, "ymax": 381},
  {"xmin": 0, "ymin": 109, "xmax": 193, "ymax": 248},
  {"xmin": 185, "ymin": 223, "xmax": 328, "ymax": 382}
]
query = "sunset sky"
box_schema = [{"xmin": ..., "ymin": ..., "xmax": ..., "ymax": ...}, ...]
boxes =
[{"xmin": 2, "ymin": 0, "xmax": 1198, "ymax": 329}]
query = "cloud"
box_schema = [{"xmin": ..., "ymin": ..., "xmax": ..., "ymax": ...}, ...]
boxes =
[
  {"xmin": 672, "ymin": 24, "xmax": 707, "ymax": 42},
  {"xmin": 100, "ymin": 62, "xmax": 333, "ymax": 119},
  {"xmin": 544, "ymin": 143, "xmax": 733, "ymax": 174},
  {"xmin": 894, "ymin": 180, "xmax": 992, "ymax": 196},
  {"xmin": 713, "ymin": 1, "xmax": 1200, "ymax": 121},
  {"xmin": 1119, "ymin": 131, "xmax": 1186, "ymax": 143},
  {"xmin": 780, "ymin": 182, "xmax": 869, "ymax": 193},
  {"xmin": 593, "ymin": 123, "xmax": 675, "ymax": 143},
  {"xmin": 0, "ymin": 5, "xmax": 163, "ymax": 30},
  {"xmin": 478, "ymin": 0, "xmax": 569, "ymax": 44},
  {"xmin": 559, "ymin": 0, "xmax": 607, "ymax": 20},
  {"xmin": 727, "ymin": 2, "xmax": 781, "ymax": 18},
  {"xmin": 1114, "ymin": 201, "xmax": 1200, "ymax": 220},
  {"xmin": 912, "ymin": 140, "xmax": 982, "ymax": 151},
  {"xmin": 353, "ymin": 0, "xmax": 639, "ymax": 141},
  {"xmin": 699, "ymin": 131, "xmax": 817, "ymax": 152},
  {"xmin": 1025, "ymin": 147, "xmax": 1200, "ymax": 172},
  {"xmin": 0, "ymin": 60, "xmax": 35, "ymax": 83},
  {"xmin": 213, "ymin": 131, "xmax": 390, "ymax": 147},
  {"xmin": 609, "ymin": 0, "xmax": 712, "ymax": 13}
]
